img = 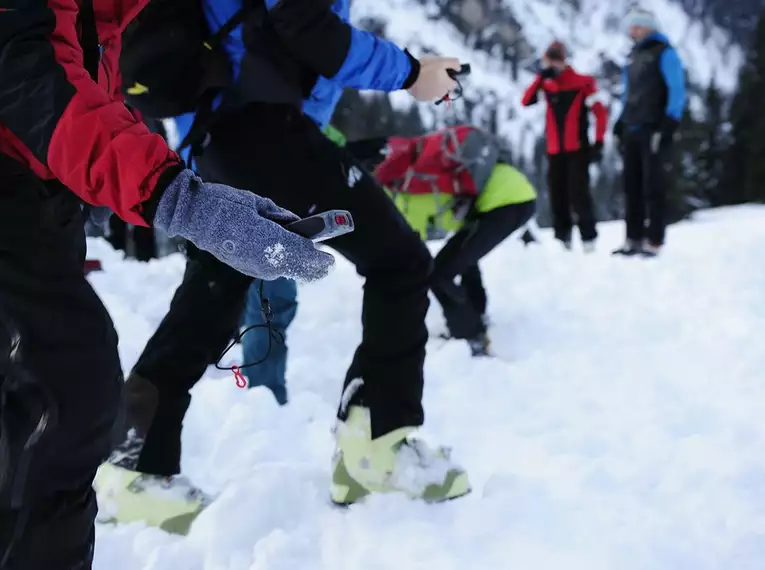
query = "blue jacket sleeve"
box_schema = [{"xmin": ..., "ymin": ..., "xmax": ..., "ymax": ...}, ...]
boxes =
[
  {"xmin": 331, "ymin": 27, "xmax": 412, "ymax": 91},
  {"xmin": 659, "ymin": 47, "xmax": 686, "ymax": 121},
  {"xmin": 264, "ymin": 0, "xmax": 414, "ymax": 92}
]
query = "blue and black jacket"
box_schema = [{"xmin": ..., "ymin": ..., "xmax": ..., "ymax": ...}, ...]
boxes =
[
  {"xmin": 620, "ymin": 32, "xmax": 686, "ymax": 129},
  {"xmin": 176, "ymin": 0, "xmax": 417, "ymax": 156}
]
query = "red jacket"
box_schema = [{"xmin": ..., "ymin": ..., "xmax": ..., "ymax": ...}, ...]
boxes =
[
  {"xmin": 375, "ymin": 126, "xmax": 486, "ymax": 197},
  {"xmin": 521, "ymin": 67, "xmax": 608, "ymax": 155},
  {"xmin": 0, "ymin": 0, "xmax": 182, "ymax": 226}
]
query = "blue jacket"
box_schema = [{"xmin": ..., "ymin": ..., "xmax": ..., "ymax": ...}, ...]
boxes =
[
  {"xmin": 175, "ymin": 0, "xmax": 412, "ymax": 158},
  {"xmin": 621, "ymin": 32, "xmax": 686, "ymax": 123}
]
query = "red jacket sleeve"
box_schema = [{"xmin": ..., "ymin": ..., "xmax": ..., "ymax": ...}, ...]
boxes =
[
  {"xmin": 585, "ymin": 77, "xmax": 609, "ymax": 143},
  {"xmin": 0, "ymin": 0, "xmax": 182, "ymax": 227},
  {"xmin": 522, "ymin": 75, "xmax": 544, "ymax": 107}
]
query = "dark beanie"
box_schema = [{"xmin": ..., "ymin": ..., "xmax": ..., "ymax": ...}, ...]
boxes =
[{"xmin": 545, "ymin": 41, "xmax": 567, "ymax": 61}]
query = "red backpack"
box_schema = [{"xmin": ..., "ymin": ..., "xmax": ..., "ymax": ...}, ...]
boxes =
[{"xmin": 375, "ymin": 125, "xmax": 499, "ymax": 198}]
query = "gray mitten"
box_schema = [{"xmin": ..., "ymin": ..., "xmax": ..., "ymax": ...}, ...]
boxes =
[{"xmin": 153, "ymin": 170, "xmax": 335, "ymax": 281}]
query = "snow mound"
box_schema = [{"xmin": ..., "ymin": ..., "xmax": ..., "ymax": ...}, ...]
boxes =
[{"xmin": 90, "ymin": 206, "xmax": 765, "ymax": 570}]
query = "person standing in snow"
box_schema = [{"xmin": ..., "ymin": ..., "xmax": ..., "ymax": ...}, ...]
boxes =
[
  {"xmin": 522, "ymin": 41, "xmax": 608, "ymax": 252},
  {"xmin": 612, "ymin": 8, "xmax": 687, "ymax": 257},
  {"xmin": 104, "ymin": 0, "xmax": 471, "ymax": 529},
  {"xmin": 371, "ymin": 126, "xmax": 538, "ymax": 357},
  {"xmin": 0, "ymin": 1, "xmax": 334, "ymax": 567}
]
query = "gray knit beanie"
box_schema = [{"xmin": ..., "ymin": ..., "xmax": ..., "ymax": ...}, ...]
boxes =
[{"xmin": 625, "ymin": 7, "xmax": 659, "ymax": 31}]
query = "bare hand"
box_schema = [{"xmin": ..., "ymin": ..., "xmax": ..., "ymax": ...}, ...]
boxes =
[{"xmin": 407, "ymin": 56, "xmax": 461, "ymax": 102}]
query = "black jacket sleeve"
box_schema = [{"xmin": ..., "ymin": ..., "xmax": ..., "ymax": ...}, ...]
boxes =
[{"xmin": 266, "ymin": 0, "xmax": 352, "ymax": 79}]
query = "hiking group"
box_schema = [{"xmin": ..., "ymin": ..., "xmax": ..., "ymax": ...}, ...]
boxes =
[
  {"xmin": 523, "ymin": 8, "xmax": 686, "ymax": 257},
  {"xmin": 0, "ymin": 1, "xmax": 685, "ymax": 569}
]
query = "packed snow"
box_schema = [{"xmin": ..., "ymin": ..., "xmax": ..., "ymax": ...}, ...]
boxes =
[{"xmin": 90, "ymin": 207, "xmax": 765, "ymax": 570}]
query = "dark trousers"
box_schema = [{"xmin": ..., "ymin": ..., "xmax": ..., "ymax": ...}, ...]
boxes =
[
  {"xmin": 547, "ymin": 150, "xmax": 597, "ymax": 242},
  {"xmin": 121, "ymin": 105, "xmax": 432, "ymax": 476},
  {"xmin": 0, "ymin": 158, "xmax": 122, "ymax": 569},
  {"xmin": 432, "ymin": 200, "xmax": 536, "ymax": 339},
  {"xmin": 107, "ymin": 217, "xmax": 157, "ymax": 262},
  {"xmin": 622, "ymin": 130, "xmax": 670, "ymax": 246}
]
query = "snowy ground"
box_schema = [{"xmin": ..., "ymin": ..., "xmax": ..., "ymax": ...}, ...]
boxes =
[{"xmin": 90, "ymin": 207, "xmax": 765, "ymax": 570}]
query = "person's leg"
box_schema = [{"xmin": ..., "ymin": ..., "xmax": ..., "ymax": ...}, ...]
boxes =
[
  {"xmin": 431, "ymin": 201, "xmax": 536, "ymax": 341},
  {"xmin": 241, "ymin": 278, "xmax": 297, "ymax": 405},
  {"xmin": 645, "ymin": 140, "xmax": 671, "ymax": 249},
  {"xmin": 199, "ymin": 107, "xmax": 467, "ymax": 503},
  {"xmin": 547, "ymin": 153, "xmax": 573, "ymax": 245},
  {"xmin": 621, "ymin": 131, "xmax": 646, "ymax": 248},
  {"xmin": 107, "ymin": 215, "xmax": 127, "ymax": 253},
  {"xmin": 132, "ymin": 225, "xmax": 157, "ymax": 262},
  {"xmin": 115, "ymin": 246, "xmax": 252, "ymax": 477},
  {"xmin": 430, "ymin": 230, "xmax": 484, "ymax": 340},
  {"xmin": 200, "ymin": 107, "xmax": 432, "ymax": 438},
  {"xmin": 460, "ymin": 265, "xmax": 487, "ymax": 318},
  {"xmin": 0, "ymin": 168, "xmax": 122, "ymax": 569},
  {"xmin": 568, "ymin": 150, "xmax": 598, "ymax": 244}
]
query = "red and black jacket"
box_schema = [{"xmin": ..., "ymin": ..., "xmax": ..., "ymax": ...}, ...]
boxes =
[
  {"xmin": 0, "ymin": 0, "xmax": 183, "ymax": 227},
  {"xmin": 522, "ymin": 67, "xmax": 608, "ymax": 155}
]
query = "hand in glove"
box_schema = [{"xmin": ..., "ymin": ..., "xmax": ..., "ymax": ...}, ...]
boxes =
[
  {"xmin": 406, "ymin": 55, "xmax": 461, "ymax": 102},
  {"xmin": 151, "ymin": 170, "xmax": 335, "ymax": 282},
  {"xmin": 654, "ymin": 116, "xmax": 680, "ymax": 153},
  {"xmin": 589, "ymin": 141, "xmax": 604, "ymax": 163},
  {"xmin": 650, "ymin": 118, "xmax": 679, "ymax": 154},
  {"xmin": 539, "ymin": 67, "xmax": 558, "ymax": 80}
]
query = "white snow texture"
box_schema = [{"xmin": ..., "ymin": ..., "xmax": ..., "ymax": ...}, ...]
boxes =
[{"xmin": 90, "ymin": 207, "xmax": 765, "ymax": 569}]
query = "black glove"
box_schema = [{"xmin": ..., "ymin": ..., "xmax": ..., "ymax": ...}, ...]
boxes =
[
  {"xmin": 612, "ymin": 118, "xmax": 625, "ymax": 155},
  {"xmin": 649, "ymin": 117, "xmax": 680, "ymax": 154},
  {"xmin": 540, "ymin": 67, "xmax": 557, "ymax": 80},
  {"xmin": 613, "ymin": 118, "xmax": 624, "ymax": 140},
  {"xmin": 589, "ymin": 141, "xmax": 604, "ymax": 163}
]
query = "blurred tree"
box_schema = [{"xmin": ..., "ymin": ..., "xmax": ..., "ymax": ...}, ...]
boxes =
[
  {"xmin": 695, "ymin": 81, "xmax": 726, "ymax": 206},
  {"xmin": 721, "ymin": 8, "xmax": 765, "ymax": 205}
]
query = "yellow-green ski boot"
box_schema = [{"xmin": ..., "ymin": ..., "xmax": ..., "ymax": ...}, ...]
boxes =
[
  {"xmin": 94, "ymin": 463, "xmax": 209, "ymax": 535},
  {"xmin": 331, "ymin": 406, "xmax": 471, "ymax": 505}
]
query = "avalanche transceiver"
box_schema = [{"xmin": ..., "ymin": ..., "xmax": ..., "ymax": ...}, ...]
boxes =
[{"xmin": 286, "ymin": 210, "xmax": 355, "ymax": 243}]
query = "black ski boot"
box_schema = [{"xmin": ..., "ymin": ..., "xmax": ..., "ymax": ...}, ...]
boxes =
[
  {"xmin": 468, "ymin": 333, "xmax": 492, "ymax": 357},
  {"xmin": 612, "ymin": 239, "xmax": 642, "ymax": 257}
]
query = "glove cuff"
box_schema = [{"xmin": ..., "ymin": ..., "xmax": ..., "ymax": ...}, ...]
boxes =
[
  {"xmin": 402, "ymin": 50, "xmax": 421, "ymax": 90},
  {"xmin": 150, "ymin": 169, "xmax": 198, "ymax": 233},
  {"xmin": 142, "ymin": 163, "xmax": 187, "ymax": 225}
]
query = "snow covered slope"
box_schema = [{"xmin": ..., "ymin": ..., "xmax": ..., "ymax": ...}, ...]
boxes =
[
  {"xmin": 91, "ymin": 208, "xmax": 765, "ymax": 570},
  {"xmin": 349, "ymin": 0, "xmax": 743, "ymax": 159}
]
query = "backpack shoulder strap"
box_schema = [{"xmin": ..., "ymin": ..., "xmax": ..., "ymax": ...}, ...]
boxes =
[
  {"xmin": 77, "ymin": 0, "xmax": 100, "ymax": 81},
  {"xmin": 204, "ymin": 1, "xmax": 265, "ymax": 50}
]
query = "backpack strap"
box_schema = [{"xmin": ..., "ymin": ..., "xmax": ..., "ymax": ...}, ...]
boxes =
[
  {"xmin": 77, "ymin": 0, "xmax": 100, "ymax": 81},
  {"xmin": 178, "ymin": 1, "xmax": 265, "ymax": 162},
  {"xmin": 204, "ymin": 2, "xmax": 262, "ymax": 50}
]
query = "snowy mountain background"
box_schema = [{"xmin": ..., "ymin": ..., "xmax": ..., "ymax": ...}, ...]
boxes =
[{"xmin": 332, "ymin": 0, "xmax": 747, "ymax": 225}]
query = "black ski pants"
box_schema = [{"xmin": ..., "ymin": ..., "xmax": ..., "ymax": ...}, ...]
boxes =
[
  {"xmin": 107, "ymin": 217, "xmax": 157, "ymax": 262},
  {"xmin": 622, "ymin": 129, "xmax": 670, "ymax": 246},
  {"xmin": 0, "ymin": 157, "xmax": 122, "ymax": 569},
  {"xmin": 431, "ymin": 200, "xmax": 536, "ymax": 339},
  {"xmin": 122, "ymin": 105, "xmax": 432, "ymax": 476},
  {"xmin": 547, "ymin": 150, "xmax": 597, "ymax": 243}
]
